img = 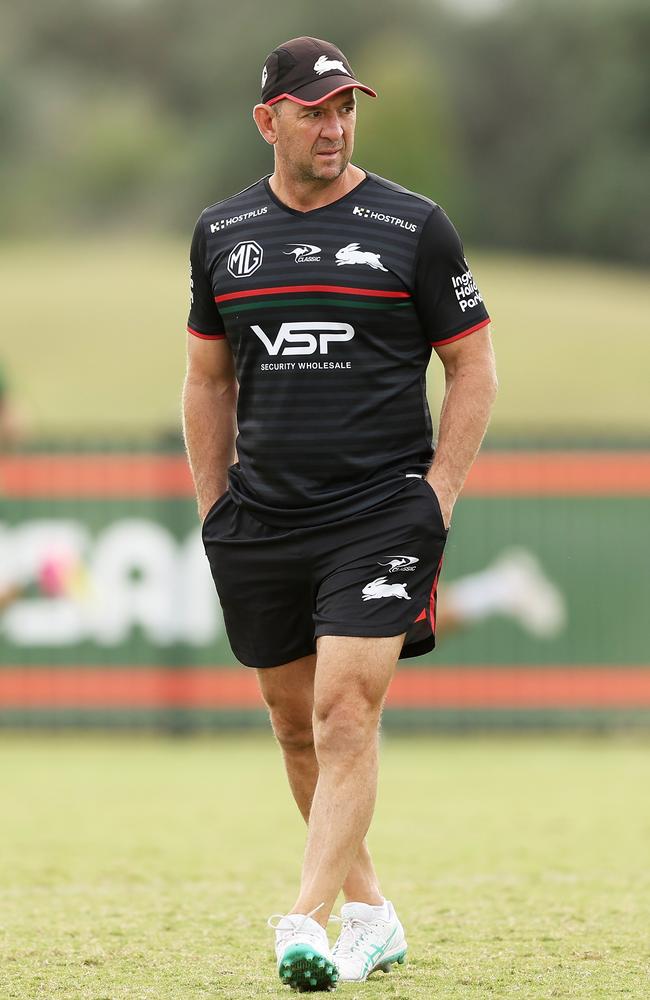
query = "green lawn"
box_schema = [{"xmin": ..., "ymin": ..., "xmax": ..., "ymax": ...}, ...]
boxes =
[
  {"xmin": 1, "ymin": 734, "xmax": 649, "ymax": 998},
  {"xmin": 1, "ymin": 240, "xmax": 649, "ymax": 437}
]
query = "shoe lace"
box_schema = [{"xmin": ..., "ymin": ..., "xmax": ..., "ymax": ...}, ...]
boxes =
[
  {"xmin": 267, "ymin": 901, "xmax": 325, "ymax": 935},
  {"xmin": 330, "ymin": 914, "xmax": 371, "ymax": 954}
]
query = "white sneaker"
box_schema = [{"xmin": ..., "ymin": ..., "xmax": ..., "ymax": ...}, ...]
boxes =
[
  {"xmin": 331, "ymin": 899, "xmax": 407, "ymax": 982},
  {"xmin": 268, "ymin": 904, "xmax": 339, "ymax": 992},
  {"xmin": 492, "ymin": 548, "xmax": 568, "ymax": 638}
]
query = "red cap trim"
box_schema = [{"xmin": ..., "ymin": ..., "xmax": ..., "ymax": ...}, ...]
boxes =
[{"xmin": 266, "ymin": 83, "xmax": 377, "ymax": 107}]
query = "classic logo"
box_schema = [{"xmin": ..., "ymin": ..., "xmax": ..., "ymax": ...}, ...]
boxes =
[
  {"xmin": 283, "ymin": 243, "xmax": 321, "ymax": 262},
  {"xmin": 261, "ymin": 65, "xmax": 268, "ymax": 88},
  {"xmin": 251, "ymin": 321, "xmax": 354, "ymax": 356},
  {"xmin": 335, "ymin": 242, "xmax": 388, "ymax": 271},
  {"xmin": 228, "ymin": 241, "xmax": 263, "ymax": 278},
  {"xmin": 378, "ymin": 556, "xmax": 419, "ymax": 573},
  {"xmin": 314, "ymin": 55, "xmax": 348, "ymax": 76},
  {"xmin": 361, "ymin": 577, "xmax": 411, "ymax": 602}
]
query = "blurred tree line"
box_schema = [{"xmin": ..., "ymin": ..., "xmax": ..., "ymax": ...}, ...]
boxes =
[{"xmin": 1, "ymin": 0, "xmax": 648, "ymax": 263}]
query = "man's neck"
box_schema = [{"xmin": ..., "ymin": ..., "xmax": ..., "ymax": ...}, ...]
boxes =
[{"xmin": 268, "ymin": 164, "xmax": 366, "ymax": 213}]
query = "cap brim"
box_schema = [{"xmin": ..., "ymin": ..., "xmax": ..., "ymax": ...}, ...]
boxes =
[{"xmin": 266, "ymin": 77, "xmax": 377, "ymax": 107}]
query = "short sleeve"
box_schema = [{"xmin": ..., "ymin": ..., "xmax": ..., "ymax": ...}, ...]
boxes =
[
  {"xmin": 413, "ymin": 207, "xmax": 490, "ymax": 346},
  {"xmin": 186, "ymin": 215, "xmax": 226, "ymax": 340}
]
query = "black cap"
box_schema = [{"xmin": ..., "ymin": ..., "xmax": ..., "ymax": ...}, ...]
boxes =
[{"xmin": 260, "ymin": 36, "xmax": 377, "ymax": 107}]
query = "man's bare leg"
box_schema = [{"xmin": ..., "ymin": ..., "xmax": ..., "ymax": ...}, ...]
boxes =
[
  {"xmin": 257, "ymin": 654, "xmax": 383, "ymax": 906},
  {"xmin": 289, "ymin": 634, "xmax": 401, "ymax": 924}
]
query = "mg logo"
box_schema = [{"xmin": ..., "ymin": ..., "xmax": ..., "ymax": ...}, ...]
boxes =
[
  {"xmin": 228, "ymin": 241, "xmax": 263, "ymax": 278},
  {"xmin": 251, "ymin": 322, "xmax": 354, "ymax": 356}
]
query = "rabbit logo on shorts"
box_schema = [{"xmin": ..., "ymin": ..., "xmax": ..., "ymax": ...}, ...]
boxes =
[{"xmin": 361, "ymin": 577, "xmax": 411, "ymax": 601}]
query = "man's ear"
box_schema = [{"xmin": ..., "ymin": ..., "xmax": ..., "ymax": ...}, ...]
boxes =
[{"xmin": 253, "ymin": 103, "xmax": 279, "ymax": 145}]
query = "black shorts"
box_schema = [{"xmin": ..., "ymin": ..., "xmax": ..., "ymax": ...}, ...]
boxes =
[{"xmin": 202, "ymin": 476, "xmax": 448, "ymax": 669}]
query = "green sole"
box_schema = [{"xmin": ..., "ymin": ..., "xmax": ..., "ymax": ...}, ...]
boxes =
[{"xmin": 278, "ymin": 944, "xmax": 339, "ymax": 992}]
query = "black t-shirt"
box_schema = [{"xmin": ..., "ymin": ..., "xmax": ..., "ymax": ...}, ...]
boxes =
[{"xmin": 188, "ymin": 171, "xmax": 489, "ymax": 527}]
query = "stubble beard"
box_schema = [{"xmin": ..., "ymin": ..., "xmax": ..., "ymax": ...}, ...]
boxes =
[{"xmin": 297, "ymin": 146, "xmax": 351, "ymax": 185}]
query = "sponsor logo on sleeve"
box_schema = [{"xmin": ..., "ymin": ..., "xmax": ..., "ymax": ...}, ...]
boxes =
[
  {"xmin": 335, "ymin": 243, "xmax": 388, "ymax": 271},
  {"xmin": 352, "ymin": 205, "xmax": 418, "ymax": 233},
  {"xmin": 227, "ymin": 241, "xmax": 263, "ymax": 278},
  {"xmin": 452, "ymin": 258, "xmax": 483, "ymax": 312},
  {"xmin": 210, "ymin": 206, "xmax": 268, "ymax": 234}
]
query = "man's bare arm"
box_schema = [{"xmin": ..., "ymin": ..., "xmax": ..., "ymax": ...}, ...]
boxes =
[
  {"xmin": 182, "ymin": 334, "xmax": 238, "ymax": 522},
  {"xmin": 425, "ymin": 325, "xmax": 498, "ymax": 528}
]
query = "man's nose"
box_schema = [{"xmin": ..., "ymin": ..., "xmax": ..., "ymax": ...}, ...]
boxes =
[{"xmin": 320, "ymin": 115, "xmax": 344, "ymax": 140}]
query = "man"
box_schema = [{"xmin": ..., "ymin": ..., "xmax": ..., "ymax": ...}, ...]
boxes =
[{"xmin": 183, "ymin": 36, "xmax": 497, "ymax": 991}]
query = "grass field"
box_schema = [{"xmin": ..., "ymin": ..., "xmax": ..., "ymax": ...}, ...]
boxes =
[
  {"xmin": 2, "ymin": 734, "xmax": 649, "ymax": 999},
  {"xmin": 1, "ymin": 240, "xmax": 649, "ymax": 437}
]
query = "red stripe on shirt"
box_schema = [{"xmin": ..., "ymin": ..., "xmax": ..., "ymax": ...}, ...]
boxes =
[
  {"xmin": 214, "ymin": 284, "xmax": 411, "ymax": 304},
  {"xmin": 431, "ymin": 317, "xmax": 490, "ymax": 347},
  {"xmin": 187, "ymin": 325, "xmax": 226, "ymax": 340}
]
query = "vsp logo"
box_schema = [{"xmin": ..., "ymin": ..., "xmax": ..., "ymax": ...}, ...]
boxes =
[
  {"xmin": 228, "ymin": 241, "xmax": 263, "ymax": 278},
  {"xmin": 251, "ymin": 322, "xmax": 354, "ymax": 356}
]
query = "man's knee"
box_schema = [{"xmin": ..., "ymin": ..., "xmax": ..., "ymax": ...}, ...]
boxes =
[
  {"xmin": 269, "ymin": 707, "xmax": 314, "ymax": 754},
  {"xmin": 256, "ymin": 656, "xmax": 316, "ymax": 753},
  {"xmin": 313, "ymin": 689, "xmax": 381, "ymax": 761},
  {"xmin": 312, "ymin": 636, "xmax": 399, "ymax": 754}
]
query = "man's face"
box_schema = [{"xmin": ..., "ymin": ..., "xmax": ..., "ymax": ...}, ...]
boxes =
[{"xmin": 273, "ymin": 91, "xmax": 357, "ymax": 183}]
